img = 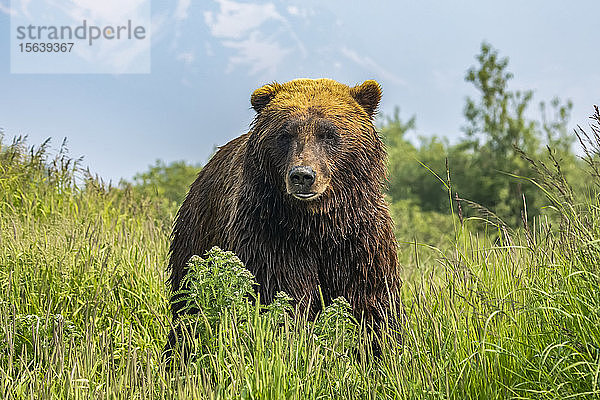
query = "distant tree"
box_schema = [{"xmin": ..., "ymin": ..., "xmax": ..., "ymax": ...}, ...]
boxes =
[
  {"xmin": 380, "ymin": 108, "xmax": 416, "ymax": 198},
  {"xmin": 131, "ymin": 159, "xmax": 201, "ymax": 208},
  {"xmin": 456, "ymin": 42, "xmax": 573, "ymax": 225},
  {"xmin": 380, "ymin": 108, "xmax": 452, "ymax": 212},
  {"xmin": 382, "ymin": 42, "xmax": 578, "ymax": 227}
]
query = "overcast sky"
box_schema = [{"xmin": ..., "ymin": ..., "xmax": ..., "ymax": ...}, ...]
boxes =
[{"xmin": 1, "ymin": 0, "xmax": 598, "ymax": 182}]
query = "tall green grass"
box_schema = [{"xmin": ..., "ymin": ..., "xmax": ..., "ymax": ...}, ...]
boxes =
[{"xmin": 1, "ymin": 118, "xmax": 600, "ymax": 399}]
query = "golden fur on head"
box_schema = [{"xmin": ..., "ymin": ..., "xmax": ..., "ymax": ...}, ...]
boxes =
[{"xmin": 251, "ymin": 78, "xmax": 382, "ymax": 118}]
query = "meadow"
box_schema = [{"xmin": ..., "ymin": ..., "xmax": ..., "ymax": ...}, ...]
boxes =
[{"xmin": 1, "ymin": 103, "xmax": 600, "ymax": 400}]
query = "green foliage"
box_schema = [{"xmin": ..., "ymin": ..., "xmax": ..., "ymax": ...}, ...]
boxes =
[
  {"xmin": 265, "ymin": 291, "xmax": 295, "ymax": 324},
  {"xmin": 0, "ymin": 135, "xmax": 171, "ymax": 398},
  {"xmin": 389, "ymin": 199, "xmax": 455, "ymax": 247},
  {"xmin": 313, "ymin": 297, "xmax": 358, "ymax": 353},
  {"xmin": 176, "ymin": 248, "xmax": 257, "ymax": 318},
  {"xmin": 173, "ymin": 248, "xmax": 257, "ymax": 356},
  {"xmin": 463, "ymin": 42, "xmax": 539, "ymax": 155},
  {"xmin": 172, "ymin": 247, "xmax": 359, "ymax": 363},
  {"xmin": 381, "ymin": 110, "xmax": 450, "ymax": 212},
  {"xmin": 169, "ymin": 247, "xmax": 363, "ymax": 398},
  {"xmin": 458, "ymin": 42, "xmax": 574, "ymax": 225},
  {"xmin": 382, "ymin": 42, "xmax": 583, "ymax": 229},
  {"xmin": 0, "ymin": 314, "xmax": 80, "ymax": 371},
  {"xmin": 128, "ymin": 159, "xmax": 201, "ymax": 216},
  {"xmin": 0, "ymin": 136, "xmax": 81, "ymax": 218}
]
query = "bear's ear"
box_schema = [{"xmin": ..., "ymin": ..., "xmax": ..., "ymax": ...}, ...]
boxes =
[
  {"xmin": 251, "ymin": 82, "xmax": 282, "ymax": 113},
  {"xmin": 350, "ymin": 80, "xmax": 382, "ymax": 118}
]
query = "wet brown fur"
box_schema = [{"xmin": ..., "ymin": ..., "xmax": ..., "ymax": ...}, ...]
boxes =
[{"xmin": 167, "ymin": 79, "xmax": 400, "ymax": 346}]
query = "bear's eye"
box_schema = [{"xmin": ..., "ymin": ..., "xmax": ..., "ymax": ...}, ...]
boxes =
[
  {"xmin": 277, "ymin": 131, "xmax": 292, "ymax": 147},
  {"xmin": 317, "ymin": 128, "xmax": 339, "ymax": 146}
]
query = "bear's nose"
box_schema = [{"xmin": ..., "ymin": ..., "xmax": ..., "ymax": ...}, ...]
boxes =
[{"xmin": 289, "ymin": 166, "xmax": 316, "ymax": 188}]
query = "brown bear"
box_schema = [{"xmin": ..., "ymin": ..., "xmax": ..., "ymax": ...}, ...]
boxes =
[{"xmin": 167, "ymin": 78, "xmax": 400, "ymax": 347}]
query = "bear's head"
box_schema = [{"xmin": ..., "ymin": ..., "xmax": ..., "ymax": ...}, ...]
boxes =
[{"xmin": 246, "ymin": 78, "xmax": 386, "ymax": 210}]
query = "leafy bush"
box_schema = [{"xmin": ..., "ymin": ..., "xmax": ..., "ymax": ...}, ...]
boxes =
[
  {"xmin": 176, "ymin": 247, "xmax": 257, "ymax": 319},
  {"xmin": 173, "ymin": 247, "xmax": 257, "ymax": 357},
  {"xmin": 313, "ymin": 297, "xmax": 358, "ymax": 354},
  {"xmin": 171, "ymin": 247, "xmax": 360, "ymax": 370}
]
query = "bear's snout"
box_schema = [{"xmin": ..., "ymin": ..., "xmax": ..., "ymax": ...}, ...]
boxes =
[
  {"xmin": 289, "ymin": 166, "xmax": 315, "ymax": 187},
  {"xmin": 287, "ymin": 166, "xmax": 319, "ymax": 200}
]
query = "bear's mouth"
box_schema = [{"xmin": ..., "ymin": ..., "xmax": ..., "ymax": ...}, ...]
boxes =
[{"xmin": 292, "ymin": 192, "xmax": 318, "ymax": 200}]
